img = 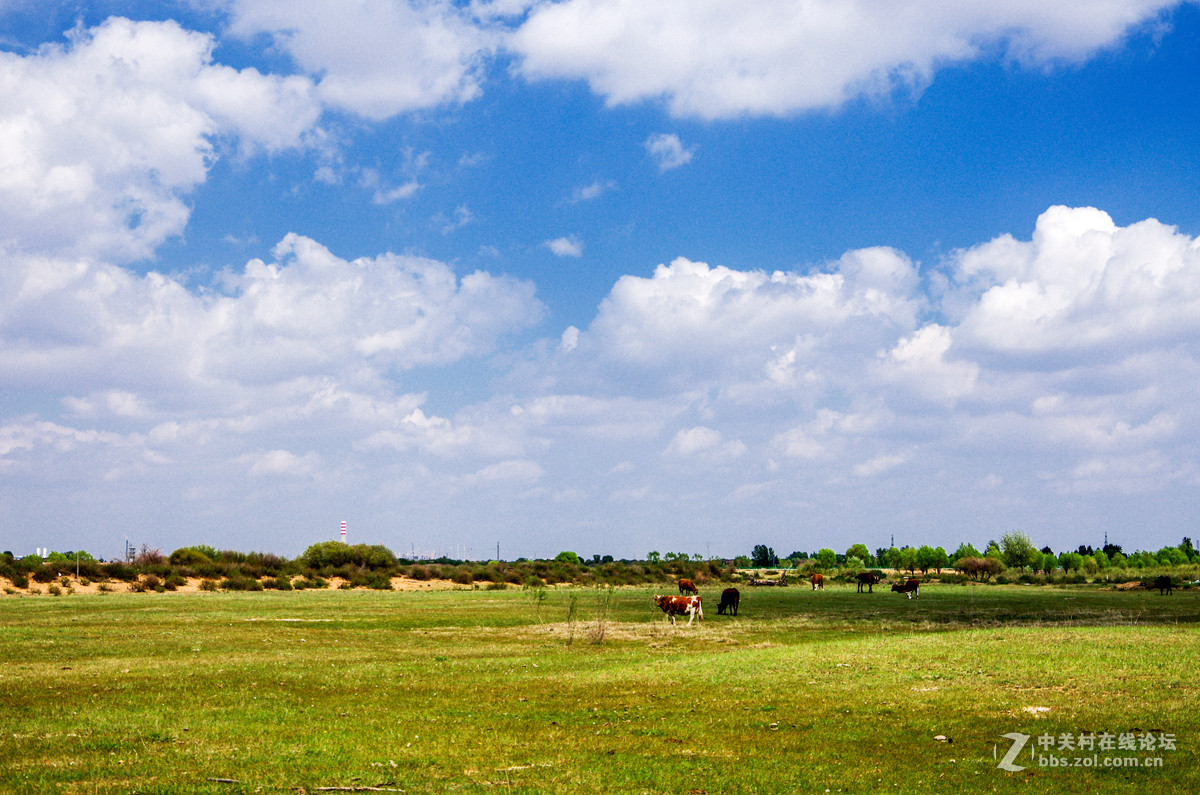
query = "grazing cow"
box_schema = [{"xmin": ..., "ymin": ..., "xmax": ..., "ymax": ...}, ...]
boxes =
[
  {"xmin": 811, "ymin": 573, "xmax": 824, "ymax": 591},
  {"xmin": 678, "ymin": 578, "xmax": 698, "ymax": 595},
  {"xmin": 717, "ymin": 587, "xmax": 740, "ymax": 616},
  {"xmin": 654, "ymin": 594, "xmax": 703, "ymax": 626},
  {"xmin": 856, "ymin": 571, "xmax": 883, "ymax": 593},
  {"xmin": 891, "ymin": 578, "xmax": 920, "ymax": 599},
  {"xmin": 1154, "ymin": 575, "xmax": 1173, "ymax": 595}
]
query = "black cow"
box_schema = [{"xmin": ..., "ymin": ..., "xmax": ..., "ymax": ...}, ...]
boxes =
[
  {"xmin": 1154, "ymin": 575, "xmax": 1173, "ymax": 595},
  {"xmin": 856, "ymin": 571, "xmax": 883, "ymax": 593},
  {"xmin": 717, "ymin": 587, "xmax": 740, "ymax": 616}
]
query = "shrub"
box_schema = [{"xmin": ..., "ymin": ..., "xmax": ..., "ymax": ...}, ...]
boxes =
[
  {"xmin": 169, "ymin": 548, "xmax": 214, "ymax": 567},
  {"xmin": 33, "ymin": 566, "xmax": 59, "ymax": 584},
  {"xmin": 103, "ymin": 562, "xmax": 137, "ymax": 581},
  {"xmin": 134, "ymin": 548, "xmax": 166, "ymax": 567},
  {"xmin": 409, "ymin": 565, "xmax": 431, "ymax": 581},
  {"xmin": 143, "ymin": 575, "xmax": 161, "ymax": 591},
  {"xmin": 453, "ymin": 569, "xmax": 473, "ymax": 585},
  {"xmin": 199, "ymin": 579, "xmax": 218, "ymax": 591},
  {"xmin": 164, "ymin": 574, "xmax": 186, "ymax": 591},
  {"xmin": 48, "ymin": 584, "xmax": 62, "ymax": 596}
]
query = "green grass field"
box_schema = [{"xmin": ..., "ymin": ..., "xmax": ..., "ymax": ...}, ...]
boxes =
[{"xmin": 1, "ymin": 583, "xmax": 1197, "ymax": 794}]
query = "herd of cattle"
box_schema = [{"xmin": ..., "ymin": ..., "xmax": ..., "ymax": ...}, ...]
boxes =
[{"xmin": 652, "ymin": 571, "xmax": 1178, "ymax": 625}]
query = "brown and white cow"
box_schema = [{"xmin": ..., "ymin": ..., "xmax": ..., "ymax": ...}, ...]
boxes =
[
  {"xmin": 717, "ymin": 587, "xmax": 740, "ymax": 616},
  {"xmin": 811, "ymin": 573, "xmax": 824, "ymax": 591},
  {"xmin": 856, "ymin": 571, "xmax": 883, "ymax": 593},
  {"xmin": 678, "ymin": 578, "xmax": 698, "ymax": 595},
  {"xmin": 654, "ymin": 594, "xmax": 703, "ymax": 626},
  {"xmin": 891, "ymin": 578, "xmax": 920, "ymax": 599}
]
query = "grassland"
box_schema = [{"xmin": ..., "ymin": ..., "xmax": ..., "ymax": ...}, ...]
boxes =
[{"xmin": 1, "ymin": 583, "xmax": 1197, "ymax": 794}]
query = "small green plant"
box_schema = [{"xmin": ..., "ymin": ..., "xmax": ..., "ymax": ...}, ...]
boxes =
[
  {"xmin": 47, "ymin": 585, "xmax": 63, "ymax": 596},
  {"xmin": 199, "ymin": 579, "xmax": 218, "ymax": 591}
]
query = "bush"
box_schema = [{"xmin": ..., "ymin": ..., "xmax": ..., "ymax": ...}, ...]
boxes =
[
  {"xmin": 33, "ymin": 566, "xmax": 59, "ymax": 584},
  {"xmin": 10, "ymin": 573, "xmax": 28, "ymax": 588},
  {"xmin": 169, "ymin": 548, "xmax": 214, "ymax": 567},
  {"xmin": 103, "ymin": 562, "xmax": 137, "ymax": 582}
]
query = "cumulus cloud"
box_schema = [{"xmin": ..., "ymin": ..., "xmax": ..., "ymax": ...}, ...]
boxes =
[
  {"xmin": 951, "ymin": 206, "xmax": 1200, "ymax": 355},
  {"xmin": 545, "ymin": 235, "xmax": 584, "ymax": 257},
  {"xmin": 223, "ymin": 0, "xmax": 493, "ymax": 119},
  {"xmin": 568, "ymin": 179, "xmax": 617, "ymax": 203},
  {"xmin": 0, "ymin": 17, "xmax": 320, "ymax": 262},
  {"xmin": 664, "ymin": 426, "xmax": 746, "ymax": 460},
  {"xmin": 0, "ymin": 235, "xmax": 544, "ymax": 407},
  {"xmin": 511, "ymin": 0, "xmax": 1181, "ymax": 118},
  {"xmin": 645, "ymin": 133, "xmax": 694, "ymax": 172},
  {"xmin": 4, "ymin": 204, "xmax": 1200, "ymax": 555}
]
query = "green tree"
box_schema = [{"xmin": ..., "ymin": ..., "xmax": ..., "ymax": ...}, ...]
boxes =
[
  {"xmin": 898, "ymin": 547, "xmax": 918, "ymax": 574},
  {"xmin": 915, "ymin": 545, "xmax": 938, "ymax": 574},
  {"xmin": 949, "ymin": 542, "xmax": 980, "ymax": 563},
  {"xmin": 999, "ymin": 531, "xmax": 1039, "ymax": 571},
  {"xmin": 751, "ymin": 545, "xmax": 777, "ymax": 567},
  {"xmin": 846, "ymin": 544, "xmax": 873, "ymax": 567},
  {"xmin": 932, "ymin": 547, "xmax": 949, "ymax": 573},
  {"xmin": 1058, "ymin": 552, "xmax": 1084, "ymax": 572},
  {"xmin": 646, "ymin": 551, "xmax": 661, "ymax": 563},
  {"xmin": 886, "ymin": 547, "xmax": 902, "ymax": 570},
  {"xmin": 814, "ymin": 548, "xmax": 837, "ymax": 570},
  {"xmin": 1040, "ymin": 552, "xmax": 1057, "ymax": 575},
  {"xmin": 1156, "ymin": 546, "xmax": 1187, "ymax": 565},
  {"xmin": 555, "ymin": 551, "xmax": 582, "ymax": 565}
]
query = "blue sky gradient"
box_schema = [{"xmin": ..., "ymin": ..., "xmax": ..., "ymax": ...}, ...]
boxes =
[{"xmin": 1, "ymin": 1, "xmax": 1199, "ymax": 561}]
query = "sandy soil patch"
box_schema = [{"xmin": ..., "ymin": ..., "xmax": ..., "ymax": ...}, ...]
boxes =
[{"xmin": 0, "ymin": 574, "xmax": 462, "ymax": 596}]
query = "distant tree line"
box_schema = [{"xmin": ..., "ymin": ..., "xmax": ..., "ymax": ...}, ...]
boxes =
[
  {"xmin": 752, "ymin": 531, "xmax": 1200, "ymax": 583},
  {"xmin": 2, "ymin": 532, "xmax": 1196, "ymax": 594},
  {"xmin": 0, "ymin": 542, "xmax": 734, "ymax": 593}
]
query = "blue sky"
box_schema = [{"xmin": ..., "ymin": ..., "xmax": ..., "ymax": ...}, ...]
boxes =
[{"xmin": 1, "ymin": 0, "xmax": 1199, "ymax": 561}]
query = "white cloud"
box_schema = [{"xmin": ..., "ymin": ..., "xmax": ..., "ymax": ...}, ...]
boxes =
[
  {"xmin": 568, "ymin": 179, "xmax": 617, "ymax": 203},
  {"xmin": 0, "ymin": 235, "xmax": 544, "ymax": 409},
  {"xmin": 511, "ymin": 0, "xmax": 1181, "ymax": 118},
  {"xmin": 545, "ymin": 235, "xmax": 584, "ymax": 257},
  {"xmin": 224, "ymin": 0, "xmax": 494, "ymax": 119},
  {"xmin": 5, "ymin": 205, "xmax": 1200, "ymax": 556},
  {"xmin": 645, "ymin": 133, "xmax": 694, "ymax": 172},
  {"xmin": 665, "ymin": 426, "xmax": 746, "ymax": 460},
  {"xmin": 0, "ymin": 17, "xmax": 321, "ymax": 263},
  {"xmin": 952, "ymin": 206, "xmax": 1200, "ymax": 354},
  {"xmin": 246, "ymin": 448, "xmax": 321, "ymax": 477}
]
